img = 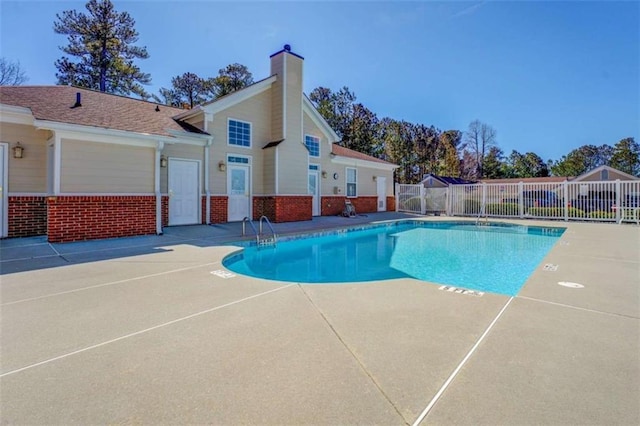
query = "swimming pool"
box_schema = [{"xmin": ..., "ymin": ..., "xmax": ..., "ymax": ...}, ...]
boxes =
[{"xmin": 223, "ymin": 221, "xmax": 565, "ymax": 296}]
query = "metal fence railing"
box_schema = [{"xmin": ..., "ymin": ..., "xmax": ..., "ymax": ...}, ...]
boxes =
[
  {"xmin": 447, "ymin": 180, "xmax": 640, "ymax": 223},
  {"xmin": 396, "ymin": 180, "xmax": 640, "ymax": 223}
]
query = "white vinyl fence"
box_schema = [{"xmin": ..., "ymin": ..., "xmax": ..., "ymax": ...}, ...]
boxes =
[{"xmin": 397, "ymin": 180, "xmax": 640, "ymax": 223}]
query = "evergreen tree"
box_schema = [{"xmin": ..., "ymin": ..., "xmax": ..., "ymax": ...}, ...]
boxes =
[
  {"xmin": 54, "ymin": 0, "xmax": 150, "ymax": 97},
  {"xmin": 210, "ymin": 63, "xmax": 253, "ymax": 98},
  {"xmin": 609, "ymin": 137, "xmax": 639, "ymax": 176},
  {"xmin": 157, "ymin": 72, "xmax": 210, "ymax": 108}
]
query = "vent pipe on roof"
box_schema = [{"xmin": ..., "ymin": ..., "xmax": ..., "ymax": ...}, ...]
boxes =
[{"xmin": 71, "ymin": 92, "xmax": 82, "ymax": 108}]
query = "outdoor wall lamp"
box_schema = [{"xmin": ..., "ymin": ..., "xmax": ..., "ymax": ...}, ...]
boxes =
[
  {"xmin": 13, "ymin": 142, "xmax": 24, "ymax": 159},
  {"xmin": 218, "ymin": 161, "xmax": 226, "ymax": 172},
  {"xmin": 321, "ymin": 170, "xmax": 327, "ymax": 178},
  {"xmin": 373, "ymin": 175, "xmax": 377, "ymax": 181},
  {"xmin": 160, "ymin": 155, "xmax": 167, "ymax": 168}
]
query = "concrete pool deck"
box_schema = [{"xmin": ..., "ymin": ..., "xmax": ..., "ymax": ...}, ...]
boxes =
[{"xmin": 1, "ymin": 214, "xmax": 638, "ymax": 425}]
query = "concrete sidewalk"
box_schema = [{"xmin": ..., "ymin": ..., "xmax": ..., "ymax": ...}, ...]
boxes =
[{"xmin": 0, "ymin": 217, "xmax": 638, "ymax": 425}]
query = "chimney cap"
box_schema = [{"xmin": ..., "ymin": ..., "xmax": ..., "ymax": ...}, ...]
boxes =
[{"xmin": 269, "ymin": 44, "xmax": 304, "ymax": 60}]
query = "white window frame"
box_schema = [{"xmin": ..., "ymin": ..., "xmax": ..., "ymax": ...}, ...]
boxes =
[
  {"xmin": 346, "ymin": 167, "xmax": 357, "ymax": 198},
  {"xmin": 227, "ymin": 118, "xmax": 252, "ymax": 149},
  {"xmin": 304, "ymin": 134, "xmax": 320, "ymax": 157}
]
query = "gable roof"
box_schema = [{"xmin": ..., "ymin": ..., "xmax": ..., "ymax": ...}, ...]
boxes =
[
  {"xmin": 421, "ymin": 174, "xmax": 476, "ymax": 185},
  {"xmin": 302, "ymin": 95, "xmax": 340, "ymax": 143},
  {"xmin": 573, "ymin": 165, "xmax": 638, "ymax": 181},
  {"xmin": 0, "ymin": 85, "xmax": 207, "ymax": 138},
  {"xmin": 480, "ymin": 176, "xmax": 571, "ymax": 184},
  {"xmin": 176, "ymin": 75, "xmax": 277, "ymax": 118},
  {"xmin": 331, "ymin": 144, "xmax": 396, "ymax": 167}
]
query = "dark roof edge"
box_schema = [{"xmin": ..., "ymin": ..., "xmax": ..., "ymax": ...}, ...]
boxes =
[
  {"xmin": 269, "ymin": 49, "xmax": 304, "ymax": 60},
  {"xmin": 262, "ymin": 139, "xmax": 285, "ymax": 149}
]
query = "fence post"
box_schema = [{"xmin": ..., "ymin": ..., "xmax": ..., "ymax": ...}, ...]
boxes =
[
  {"xmin": 481, "ymin": 183, "xmax": 486, "ymax": 216},
  {"xmin": 518, "ymin": 181, "xmax": 524, "ymax": 218},
  {"xmin": 615, "ymin": 179, "xmax": 621, "ymax": 223},
  {"xmin": 563, "ymin": 180, "xmax": 569, "ymax": 222},
  {"xmin": 446, "ymin": 187, "xmax": 451, "ymax": 216},
  {"xmin": 420, "ymin": 185, "xmax": 426, "ymax": 215},
  {"xmin": 395, "ymin": 183, "xmax": 399, "ymax": 212}
]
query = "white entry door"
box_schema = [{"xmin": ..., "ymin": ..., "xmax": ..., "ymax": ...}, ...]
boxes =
[
  {"xmin": 228, "ymin": 164, "xmax": 250, "ymax": 221},
  {"xmin": 0, "ymin": 144, "xmax": 6, "ymax": 237},
  {"xmin": 376, "ymin": 176, "xmax": 387, "ymax": 212},
  {"xmin": 308, "ymin": 170, "xmax": 320, "ymax": 216},
  {"xmin": 168, "ymin": 159, "xmax": 199, "ymax": 225}
]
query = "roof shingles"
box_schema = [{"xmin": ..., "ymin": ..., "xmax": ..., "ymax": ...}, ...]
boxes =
[
  {"xmin": 331, "ymin": 144, "xmax": 395, "ymax": 166},
  {"xmin": 0, "ymin": 86, "xmax": 205, "ymax": 137}
]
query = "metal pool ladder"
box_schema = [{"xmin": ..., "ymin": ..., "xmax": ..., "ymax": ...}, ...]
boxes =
[
  {"xmin": 475, "ymin": 202, "xmax": 489, "ymax": 226},
  {"xmin": 259, "ymin": 216, "xmax": 277, "ymax": 246},
  {"xmin": 242, "ymin": 216, "xmax": 277, "ymax": 247}
]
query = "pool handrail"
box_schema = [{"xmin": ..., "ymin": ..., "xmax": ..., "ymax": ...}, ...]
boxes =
[
  {"xmin": 242, "ymin": 217, "xmax": 260, "ymax": 245},
  {"xmin": 259, "ymin": 216, "xmax": 277, "ymax": 246}
]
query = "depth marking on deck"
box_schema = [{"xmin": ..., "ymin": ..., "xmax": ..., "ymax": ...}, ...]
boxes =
[
  {"xmin": 211, "ymin": 270, "xmax": 236, "ymax": 279},
  {"xmin": 412, "ymin": 297, "xmax": 515, "ymax": 426},
  {"xmin": 439, "ymin": 285, "xmax": 484, "ymax": 297},
  {"xmin": 543, "ymin": 263, "xmax": 559, "ymax": 271},
  {"xmin": 0, "ymin": 284, "xmax": 295, "ymax": 378}
]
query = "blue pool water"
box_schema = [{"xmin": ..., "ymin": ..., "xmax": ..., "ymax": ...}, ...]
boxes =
[{"xmin": 222, "ymin": 221, "xmax": 565, "ymax": 296}]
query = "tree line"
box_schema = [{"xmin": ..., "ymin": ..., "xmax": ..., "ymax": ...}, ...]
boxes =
[{"xmin": 3, "ymin": 0, "xmax": 638, "ymax": 180}]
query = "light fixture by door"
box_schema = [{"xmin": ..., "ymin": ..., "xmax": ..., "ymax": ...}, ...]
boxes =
[{"xmin": 13, "ymin": 142, "xmax": 24, "ymax": 159}]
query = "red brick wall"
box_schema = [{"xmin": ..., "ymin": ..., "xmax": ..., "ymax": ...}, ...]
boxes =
[
  {"xmin": 201, "ymin": 196, "xmax": 207, "ymax": 224},
  {"xmin": 8, "ymin": 196, "xmax": 47, "ymax": 237},
  {"xmin": 387, "ymin": 196, "xmax": 396, "ymax": 212},
  {"xmin": 350, "ymin": 196, "xmax": 377, "ymax": 213},
  {"xmin": 253, "ymin": 196, "xmax": 275, "ymax": 221},
  {"xmin": 254, "ymin": 196, "xmax": 311, "ymax": 222},
  {"xmin": 321, "ymin": 196, "xmax": 387, "ymax": 215},
  {"xmin": 162, "ymin": 196, "xmax": 168, "ymax": 227},
  {"xmin": 275, "ymin": 196, "xmax": 312, "ymax": 222},
  {"xmin": 321, "ymin": 196, "xmax": 346, "ymax": 216},
  {"xmin": 210, "ymin": 196, "xmax": 228, "ymax": 223},
  {"xmin": 47, "ymin": 195, "xmax": 157, "ymax": 243}
]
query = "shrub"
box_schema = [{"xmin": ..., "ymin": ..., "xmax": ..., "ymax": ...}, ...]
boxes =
[
  {"xmin": 464, "ymin": 199, "xmax": 481, "ymax": 214},
  {"xmin": 486, "ymin": 203, "xmax": 519, "ymax": 216},
  {"xmin": 588, "ymin": 211, "xmax": 615, "ymax": 219},
  {"xmin": 528, "ymin": 207, "xmax": 562, "ymax": 217},
  {"xmin": 567, "ymin": 207, "xmax": 587, "ymax": 217}
]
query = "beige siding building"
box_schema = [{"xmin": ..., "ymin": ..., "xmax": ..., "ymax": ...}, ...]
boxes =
[{"xmin": 0, "ymin": 45, "xmax": 397, "ymax": 242}]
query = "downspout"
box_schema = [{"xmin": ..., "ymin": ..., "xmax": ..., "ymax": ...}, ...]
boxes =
[
  {"xmin": 275, "ymin": 145, "xmax": 279, "ymax": 194},
  {"xmin": 204, "ymin": 137, "xmax": 213, "ymax": 224},
  {"xmin": 155, "ymin": 141, "xmax": 164, "ymax": 235},
  {"xmin": 204, "ymin": 113, "xmax": 213, "ymax": 225},
  {"xmin": 53, "ymin": 134, "xmax": 61, "ymax": 195}
]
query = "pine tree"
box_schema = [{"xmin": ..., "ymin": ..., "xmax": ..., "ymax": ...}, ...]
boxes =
[{"xmin": 54, "ymin": 0, "xmax": 150, "ymax": 97}]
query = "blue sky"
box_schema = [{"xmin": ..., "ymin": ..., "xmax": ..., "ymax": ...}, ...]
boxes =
[{"xmin": 1, "ymin": 1, "xmax": 638, "ymax": 161}]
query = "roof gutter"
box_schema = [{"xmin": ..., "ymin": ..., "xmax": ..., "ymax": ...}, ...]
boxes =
[{"xmin": 33, "ymin": 119, "xmax": 207, "ymax": 147}]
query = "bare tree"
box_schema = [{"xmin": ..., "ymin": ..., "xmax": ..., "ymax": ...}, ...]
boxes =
[
  {"xmin": 464, "ymin": 119, "xmax": 497, "ymax": 178},
  {"xmin": 0, "ymin": 58, "xmax": 28, "ymax": 85}
]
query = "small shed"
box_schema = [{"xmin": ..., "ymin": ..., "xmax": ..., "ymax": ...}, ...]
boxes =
[{"xmin": 420, "ymin": 174, "xmax": 476, "ymax": 213}]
